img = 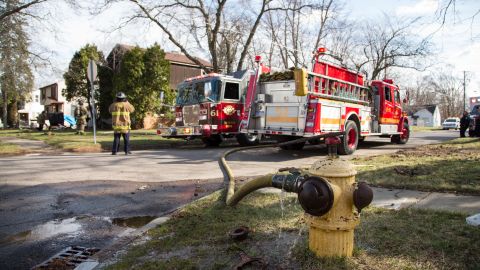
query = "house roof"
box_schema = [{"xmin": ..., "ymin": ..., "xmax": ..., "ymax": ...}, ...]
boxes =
[
  {"xmin": 406, "ymin": 104, "xmax": 438, "ymax": 115},
  {"xmin": 107, "ymin": 43, "xmax": 212, "ymax": 68}
]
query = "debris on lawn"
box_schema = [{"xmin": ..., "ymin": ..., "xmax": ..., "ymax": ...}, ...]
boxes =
[
  {"xmin": 229, "ymin": 226, "xmax": 250, "ymax": 241},
  {"xmin": 234, "ymin": 250, "xmax": 268, "ymax": 270},
  {"xmin": 137, "ymin": 185, "xmax": 149, "ymax": 191},
  {"xmin": 466, "ymin": 213, "xmax": 480, "ymax": 226},
  {"xmin": 394, "ymin": 166, "xmax": 419, "ymax": 177}
]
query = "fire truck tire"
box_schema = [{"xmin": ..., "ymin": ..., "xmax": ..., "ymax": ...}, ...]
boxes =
[
  {"xmin": 391, "ymin": 122, "xmax": 410, "ymax": 144},
  {"xmin": 202, "ymin": 135, "xmax": 222, "ymax": 147},
  {"xmin": 236, "ymin": 133, "xmax": 259, "ymax": 146},
  {"xmin": 468, "ymin": 129, "xmax": 474, "ymax": 137},
  {"xmin": 339, "ymin": 120, "xmax": 358, "ymax": 155}
]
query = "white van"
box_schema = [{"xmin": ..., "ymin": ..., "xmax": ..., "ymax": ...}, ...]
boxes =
[{"xmin": 442, "ymin": 117, "xmax": 460, "ymax": 130}]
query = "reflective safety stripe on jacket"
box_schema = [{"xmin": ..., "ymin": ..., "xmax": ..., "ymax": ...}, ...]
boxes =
[{"xmin": 109, "ymin": 101, "xmax": 135, "ymax": 133}]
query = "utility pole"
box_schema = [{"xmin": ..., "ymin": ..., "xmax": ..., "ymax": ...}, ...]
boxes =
[
  {"xmin": 463, "ymin": 71, "xmax": 466, "ymax": 111},
  {"xmin": 1, "ymin": 70, "xmax": 6, "ymax": 129}
]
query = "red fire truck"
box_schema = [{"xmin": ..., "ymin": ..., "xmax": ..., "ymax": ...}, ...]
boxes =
[
  {"xmin": 239, "ymin": 48, "xmax": 410, "ymax": 154},
  {"xmin": 157, "ymin": 70, "xmax": 262, "ymax": 146}
]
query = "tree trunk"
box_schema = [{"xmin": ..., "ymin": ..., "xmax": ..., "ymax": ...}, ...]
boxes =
[
  {"xmin": 2, "ymin": 89, "xmax": 7, "ymax": 128},
  {"xmin": 7, "ymin": 97, "xmax": 18, "ymax": 128}
]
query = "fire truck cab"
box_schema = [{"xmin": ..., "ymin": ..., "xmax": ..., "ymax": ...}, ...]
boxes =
[
  {"xmin": 240, "ymin": 50, "xmax": 409, "ymax": 154},
  {"xmin": 157, "ymin": 70, "xmax": 259, "ymax": 146}
]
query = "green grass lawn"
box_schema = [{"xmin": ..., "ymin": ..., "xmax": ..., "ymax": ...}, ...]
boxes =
[
  {"xmin": 353, "ymin": 137, "xmax": 480, "ymax": 195},
  {"xmin": 0, "ymin": 129, "xmax": 203, "ymax": 152},
  {"xmin": 410, "ymin": 126, "xmax": 443, "ymax": 132},
  {"xmin": 106, "ymin": 191, "xmax": 480, "ymax": 270},
  {"xmin": 0, "ymin": 140, "xmax": 25, "ymax": 155}
]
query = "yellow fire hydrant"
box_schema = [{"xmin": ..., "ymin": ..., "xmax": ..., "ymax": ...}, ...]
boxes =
[
  {"xmin": 225, "ymin": 135, "xmax": 373, "ymax": 258},
  {"xmin": 297, "ymin": 137, "xmax": 373, "ymax": 257}
]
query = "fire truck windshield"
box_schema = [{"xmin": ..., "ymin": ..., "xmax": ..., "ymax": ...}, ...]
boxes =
[{"xmin": 176, "ymin": 79, "xmax": 220, "ymax": 106}]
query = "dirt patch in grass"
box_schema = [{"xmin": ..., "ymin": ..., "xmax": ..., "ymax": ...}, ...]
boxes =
[
  {"xmin": 106, "ymin": 191, "xmax": 480, "ymax": 270},
  {"xmin": 0, "ymin": 141, "xmax": 26, "ymax": 156},
  {"xmin": 353, "ymin": 138, "xmax": 480, "ymax": 195}
]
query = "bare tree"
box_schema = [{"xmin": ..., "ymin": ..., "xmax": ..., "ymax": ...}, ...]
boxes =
[
  {"xmin": 348, "ymin": 16, "xmax": 433, "ymax": 80},
  {"xmin": 0, "ymin": 0, "xmax": 47, "ymax": 21},
  {"xmin": 97, "ymin": 0, "xmax": 309, "ymax": 73},
  {"xmin": 262, "ymin": 0, "xmax": 341, "ymax": 69},
  {"xmin": 437, "ymin": 0, "xmax": 480, "ymax": 26},
  {"xmin": 425, "ymin": 71, "xmax": 464, "ymax": 118},
  {"xmin": 406, "ymin": 70, "xmax": 464, "ymax": 119}
]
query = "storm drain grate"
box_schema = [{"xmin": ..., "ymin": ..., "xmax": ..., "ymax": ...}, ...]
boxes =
[{"xmin": 32, "ymin": 246, "xmax": 100, "ymax": 270}]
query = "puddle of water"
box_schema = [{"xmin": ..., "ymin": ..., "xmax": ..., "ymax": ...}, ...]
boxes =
[
  {"xmin": 1, "ymin": 217, "xmax": 82, "ymax": 244},
  {"xmin": 112, "ymin": 216, "xmax": 156, "ymax": 228}
]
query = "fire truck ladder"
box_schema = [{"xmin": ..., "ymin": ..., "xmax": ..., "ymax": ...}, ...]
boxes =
[{"xmin": 306, "ymin": 71, "xmax": 370, "ymax": 105}]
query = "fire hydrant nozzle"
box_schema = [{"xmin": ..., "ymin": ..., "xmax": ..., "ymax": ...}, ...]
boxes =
[{"xmin": 325, "ymin": 136, "xmax": 341, "ymax": 158}]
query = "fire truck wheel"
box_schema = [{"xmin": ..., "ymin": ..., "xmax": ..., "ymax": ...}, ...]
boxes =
[
  {"xmin": 339, "ymin": 120, "xmax": 358, "ymax": 155},
  {"xmin": 202, "ymin": 135, "xmax": 223, "ymax": 147},
  {"xmin": 468, "ymin": 129, "xmax": 474, "ymax": 137},
  {"xmin": 391, "ymin": 122, "xmax": 410, "ymax": 144},
  {"xmin": 236, "ymin": 133, "xmax": 260, "ymax": 146}
]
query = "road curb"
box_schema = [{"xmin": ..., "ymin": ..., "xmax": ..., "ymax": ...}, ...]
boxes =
[{"xmin": 91, "ymin": 193, "xmax": 217, "ymax": 269}]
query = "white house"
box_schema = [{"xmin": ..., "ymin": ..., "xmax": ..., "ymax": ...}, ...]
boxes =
[
  {"xmin": 18, "ymin": 89, "xmax": 44, "ymax": 128},
  {"xmin": 408, "ymin": 105, "xmax": 442, "ymax": 127},
  {"xmin": 39, "ymin": 81, "xmax": 76, "ymax": 126}
]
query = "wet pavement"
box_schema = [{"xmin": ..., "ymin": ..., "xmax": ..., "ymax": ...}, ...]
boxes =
[{"xmin": 0, "ymin": 179, "xmax": 222, "ymax": 269}]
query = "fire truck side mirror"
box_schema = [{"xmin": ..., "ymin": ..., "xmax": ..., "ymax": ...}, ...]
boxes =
[{"xmin": 294, "ymin": 68, "xmax": 308, "ymax": 96}]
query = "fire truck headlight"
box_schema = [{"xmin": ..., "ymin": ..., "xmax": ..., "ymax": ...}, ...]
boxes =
[
  {"xmin": 176, "ymin": 117, "xmax": 183, "ymax": 122},
  {"xmin": 199, "ymin": 115, "xmax": 207, "ymax": 120}
]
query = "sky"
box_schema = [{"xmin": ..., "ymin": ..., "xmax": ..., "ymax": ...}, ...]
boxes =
[{"xmin": 31, "ymin": 0, "xmax": 480, "ymax": 98}]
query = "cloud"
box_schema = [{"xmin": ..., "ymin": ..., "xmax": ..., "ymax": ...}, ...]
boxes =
[{"xmin": 396, "ymin": 0, "xmax": 439, "ymax": 17}]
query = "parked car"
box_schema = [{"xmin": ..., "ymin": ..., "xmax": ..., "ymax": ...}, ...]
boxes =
[{"xmin": 442, "ymin": 117, "xmax": 460, "ymax": 130}]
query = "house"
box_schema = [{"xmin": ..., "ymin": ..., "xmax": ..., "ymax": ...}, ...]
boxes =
[
  {"xmin": 39, "ymin": 81, "xmax": 76, "ymax": 126},
  {"xmin": 106, "ymin": 44, "xmax": 212, "ymax": 89},
  {"xmin": 407, "ymin": 104, "xmax": 442, "ymax": 127},
  {"xmin": 18, "ymin": 89, "xmax": 44, "ymax": 128},
  {"xmin": 106, "ymin": 44, "xmax": 212, "ymax": 128}
]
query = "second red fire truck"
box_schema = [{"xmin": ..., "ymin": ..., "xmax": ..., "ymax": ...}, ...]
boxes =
[{"xmin": 239, "ymin": 49, "xmax": 410, "ymax": 154}]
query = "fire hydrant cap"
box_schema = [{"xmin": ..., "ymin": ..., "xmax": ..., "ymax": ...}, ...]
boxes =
[{"xmin": 309, "ymin": 158, "xmax": 356, "ymax": 178}]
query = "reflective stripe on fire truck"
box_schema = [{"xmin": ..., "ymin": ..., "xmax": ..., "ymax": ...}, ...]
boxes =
[{"xmin": 379, "ymin": 117, "xmax": 400, "ymax": 124}]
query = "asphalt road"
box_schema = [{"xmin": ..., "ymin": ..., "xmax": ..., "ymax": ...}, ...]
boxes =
[{"xmin": 0, "ymin": 130, "xmax": 459, "ymax": 269}]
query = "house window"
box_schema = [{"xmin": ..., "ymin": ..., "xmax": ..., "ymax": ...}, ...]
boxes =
[
  {"xmin": 41, "ymin": 89, "xmax": 46, "ymax": 100},
  {"xmin": 224, "ymin": 82, "xmax": 239, "ymax": 100},
  {"xmin": 35, "ymin": 95, "xmax": 39, "ymax": 103},
  {"xmin": 49, "ymin": 85, "xmax": 58, "ymax": 100}
]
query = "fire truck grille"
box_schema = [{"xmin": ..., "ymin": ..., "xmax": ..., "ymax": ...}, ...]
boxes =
[{"xmin": 183, "ymin": 105, "xmax": 200, "ymax": 126}]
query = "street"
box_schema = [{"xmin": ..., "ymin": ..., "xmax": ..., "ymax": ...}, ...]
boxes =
[{"xmin": 0, "ymin": 130, "xmax": 458, "ymax": 268}]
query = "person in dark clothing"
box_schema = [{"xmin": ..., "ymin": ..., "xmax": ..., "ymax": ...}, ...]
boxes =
[{"xmin": 460, "ymin": 111, "xmax": 470, "ymax": 137}]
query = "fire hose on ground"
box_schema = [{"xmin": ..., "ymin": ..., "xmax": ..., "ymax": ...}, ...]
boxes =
[{"xmin": 221, "ymin": 132, "xmax": 345, "ymax": 206}]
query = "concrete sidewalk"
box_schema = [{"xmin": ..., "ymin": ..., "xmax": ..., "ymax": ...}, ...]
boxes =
[
  {"xmin": 371, "ymin": 187, "xmax": 480, "ymax": 215},
  {"xmin": 261, "ymin": 187, "xmax": 480, "ymax": 215}
]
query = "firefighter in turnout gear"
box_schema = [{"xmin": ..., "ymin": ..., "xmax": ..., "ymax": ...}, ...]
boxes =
[
  {"xmin": 74, "ymin": 100, "xmax": 89, "ymax": 135},
  {"xmin": 109, "ymin": 92, "xmax": 135, "ymax": 155}
]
